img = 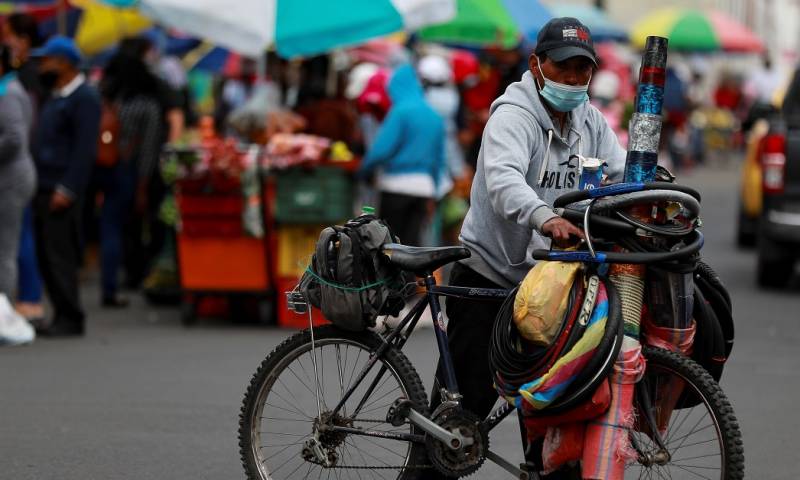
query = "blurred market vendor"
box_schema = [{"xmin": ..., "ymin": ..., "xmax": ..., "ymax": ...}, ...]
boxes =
[
  {"xmin": 357, "ymin": 64, "xmax": 444, "ymax": 247},
  {"xmin": 345, "ymin": 63, "xmax": 390, "ymax": 149},
  {"xmin": 430, "ymin": 17, "xmax": 626, "ymax": 478},
  {"xmin": 30, "ymin": 36, "xmax": 101, "ymax": 336}
]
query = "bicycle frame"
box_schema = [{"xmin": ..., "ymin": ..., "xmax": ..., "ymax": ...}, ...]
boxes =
[{"xmin": 316, "ymin": 274, "xmax": 534, "ymax": 477}]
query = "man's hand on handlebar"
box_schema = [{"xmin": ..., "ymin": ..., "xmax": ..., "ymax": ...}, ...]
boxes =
[{"xmin": 542, "ymin": 217, "xmax": 585, "ymax": 247}]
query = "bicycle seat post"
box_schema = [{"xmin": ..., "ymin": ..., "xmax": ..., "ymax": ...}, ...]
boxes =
[{"xmin": 423, "ymin": 271, "xmax": 461, "ymax": 402}]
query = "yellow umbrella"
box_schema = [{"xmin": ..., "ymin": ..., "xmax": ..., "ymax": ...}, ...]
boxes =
[{"xmin": 70, "ymin": 0, "xmax": 152, "ymax": 55}]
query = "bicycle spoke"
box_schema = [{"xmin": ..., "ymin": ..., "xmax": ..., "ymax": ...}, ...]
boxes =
[
  {"xmin": 360, "ymin": 384, "xmax": 401, "ymax": 410},
  {"xmin": 260, "ymin": 416, "xmax": 314, "ymax": 423},
  {"xmin": 286, "ymin": 456, "xmax": 303, "ymax": 478},
  {"xmin": 665, "ymin": 403, "xmax": 697, "ymax": 445},
  {"xmin": 653, "ymin": 467, "xmax": 669, "ymax": 480},
  {"xmin": 259, "ymin": 440, "xmax": 304, "ymax": 449},
  {"xmin": 345, "ymin": 347, "xmax": 363, "ymax": 394},
  {"xmin": 344, "ymin": 437, "xmax": 396, "ymax": 468},
  {"xmin": 263, "ymin": 401, "xmax": 311, "ymax": 420},
  {"xmin": 259, "ymin": 430, "xmax": 308, "ymax": 437},
  {"xmin": 667, "ymin": 463, "xmax": 715, "ymax": 480},
  {"xmin": 669, "ymin": 422, "xmax": 715, "ymax": 452},
  {"xmin": 670, "ymin": 452, "xmax": 721, "ymax": 462},
  {"xmin": 351, "ymin": 434, "xmax": 408, "ymax": 459},
  {"xmin": 263, "ymin": 441, "xmax": 302, "ymax": 463},
  {"xmin": 336, "ymin": 344, "xmax": 346, "ymax": 403},
  {"xmin": 669, "ymin": 437, "xmax": 718, "ymax": 451},
  {"xmin": 267, "ymin": 448, "xmax": 301, "ymax": 474},
  {"xmin": 341, "ymin": 444, "xmax": 365, "ymax": 480},
  {"xmin": 269, "ymin": 385, "xmax": 313, "ymax": 420},
  {"xmin": 286, "ymin": 364, "xmax": 319, "ymax": 399}
]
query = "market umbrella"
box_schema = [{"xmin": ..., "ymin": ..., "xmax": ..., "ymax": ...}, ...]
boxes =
[
  {"xmin": 70, "ymin": 0, "xmax": 151, "ymax": 55},
  {"xmin": 547, "ymin": 4, "xmax": 627, "ymax": 42},
  {"xmin": 137, "ymin": 0, "xmax": 456, "ymax": 58},
  {"xmin": 631, "ymin": 7, "xmax": 764, "ymax": 52},
  {"xmin": 4, "ymin": 0, "xmax": 151, "ymax": 55},
  {"xmin": 418, "ymin": 0, "xmax": 552, "ymax": 48}
]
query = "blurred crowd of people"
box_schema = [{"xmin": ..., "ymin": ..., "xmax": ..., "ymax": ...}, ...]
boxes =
[
  {"xmin": 0, "ymin": 12, "xmax": 789, "ymax": 343},
  {"xmin": 0, "ymin": 13, "xmax": 187, "ymax": 340}
]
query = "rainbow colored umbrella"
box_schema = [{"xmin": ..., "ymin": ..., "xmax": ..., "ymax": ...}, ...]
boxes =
[{"xmin": 631, "ymin": 8, "xmax": 764, "ymax": 52}]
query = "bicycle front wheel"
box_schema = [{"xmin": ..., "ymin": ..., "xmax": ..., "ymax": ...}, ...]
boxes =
[
  {"xmin": 238, "ymin": 325, "xmax": 430, "ymax": 480},
  {"xmin": 628, "ymin": 346, "xmax": 744, "ymax": 479}
]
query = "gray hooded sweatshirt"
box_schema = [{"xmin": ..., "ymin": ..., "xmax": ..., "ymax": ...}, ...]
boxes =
[{"xmin": 459, "ymin": 70, "xmax": 626, "ymax": 287}]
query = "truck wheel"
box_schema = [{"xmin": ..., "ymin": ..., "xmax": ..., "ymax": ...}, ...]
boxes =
[
  {"xmin": 756, "ymin": 254, "xmax": 795, "ymax": 288},
  {"xmin": 736, "ymin": 207, "xmax": 756, "ymax": 247}
]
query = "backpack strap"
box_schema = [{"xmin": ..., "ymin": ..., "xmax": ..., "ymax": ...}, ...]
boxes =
[{"xmin": 341, "ymin": 226, "xmax": 364, "ymax": 287}]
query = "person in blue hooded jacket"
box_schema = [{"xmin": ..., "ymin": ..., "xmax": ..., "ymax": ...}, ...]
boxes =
[{"xmin": 358, "ymin": 63, "xmax": 445, "ymax": 246}]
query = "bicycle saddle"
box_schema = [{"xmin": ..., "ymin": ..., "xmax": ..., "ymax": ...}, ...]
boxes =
[{"xmin": 381, "ymin": 243, "xmax": 471, "ymax": 276}]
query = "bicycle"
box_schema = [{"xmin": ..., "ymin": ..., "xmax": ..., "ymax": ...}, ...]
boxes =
[{"xmin": 238, "ymin": 181, "xmax": 744, "ymax": 479}]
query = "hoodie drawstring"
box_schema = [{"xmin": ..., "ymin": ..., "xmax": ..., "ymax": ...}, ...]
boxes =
[{"xmin": 538, "ymin": 129, "xmax": 553, "ymax": 186}]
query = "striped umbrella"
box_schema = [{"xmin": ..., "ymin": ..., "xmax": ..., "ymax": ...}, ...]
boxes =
[
  {"xmin": 631, "ymin": 7, "xmax": 764, "ymax": 53},
  {"xmin": 136, "ymin": 0, "xmax": 456, "ymax": 58}
]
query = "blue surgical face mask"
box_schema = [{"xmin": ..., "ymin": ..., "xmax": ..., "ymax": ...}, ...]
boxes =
[{"xmin": 536, "ymin": 57, "xmax": 590, "ymax": 112}]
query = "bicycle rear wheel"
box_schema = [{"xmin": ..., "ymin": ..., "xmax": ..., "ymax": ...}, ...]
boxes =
[
  {"xmin": 628, "ymin": 346, "xmax": 744, "ymax": 479},
  {"xmin": 238, "ymin": 325, "xmax": 430, "ymax": 480}
]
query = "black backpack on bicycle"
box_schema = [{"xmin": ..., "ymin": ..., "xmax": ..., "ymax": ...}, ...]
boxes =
[
  {"xmin": 691, "ymin": 261, "xmax": 734, "ymax": 382},
  {"xmin": 301, "ymin": 214, "xmax": 405, "ymax": 331}
]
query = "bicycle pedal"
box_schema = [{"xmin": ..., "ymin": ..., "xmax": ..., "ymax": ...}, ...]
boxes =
[
  {"xmin": 386, "ymin": 398, "xmax": 412, "ymax": 427},
  {"xmin": 286, "ymin": 291, "xmax": 308, "ymax": 313}
]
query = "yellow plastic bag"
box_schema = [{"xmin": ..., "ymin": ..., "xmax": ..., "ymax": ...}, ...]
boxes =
[{"xmin": 513, "ymin": 261, "xmax": 581, "ymax": 347}]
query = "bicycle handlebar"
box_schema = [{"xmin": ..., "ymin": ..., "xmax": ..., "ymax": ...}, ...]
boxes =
[
  {"xmin": 532, "ymin": 230, "xmax": 704, "ymax": 264},
  {"xmin": 553, "ymin": 181, "xmax": 702, "ymax": 209}
]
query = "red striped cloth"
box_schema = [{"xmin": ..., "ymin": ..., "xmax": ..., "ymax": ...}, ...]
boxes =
[{"xmin": 582, "ymin": 345, "xmax": 646, "ymax": 479}]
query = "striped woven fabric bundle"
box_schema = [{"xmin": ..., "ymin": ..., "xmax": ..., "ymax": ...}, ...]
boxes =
[
  {"xmin": 582, "ymin": 345, "xmax": 646, "ymax": 479},
  {"xmin": 504, "ymin": 283, "xmax": 610, "ymax": 413}
]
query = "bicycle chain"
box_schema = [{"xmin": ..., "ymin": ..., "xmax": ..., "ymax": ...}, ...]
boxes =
[
  {"xmin": 314, "ymin": 464, "xmax": 432, "ymax": 470},
  {"xmin": 309, "ymin": 418, "xmax": 431, "ymax": 470}
]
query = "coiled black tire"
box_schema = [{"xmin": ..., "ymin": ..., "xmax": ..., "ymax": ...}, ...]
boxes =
[
  {"xmin": 629, "ymin": 346, "xmax": 745, "ymax": 479},
  {"xmin": 239, "ymin": 325, "xmax": 430, "ymax": 479}
]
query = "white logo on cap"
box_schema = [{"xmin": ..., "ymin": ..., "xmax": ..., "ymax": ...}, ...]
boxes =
[{"xmin": 562, "ymin": 28, "xmax": 578, "ymax": 39}]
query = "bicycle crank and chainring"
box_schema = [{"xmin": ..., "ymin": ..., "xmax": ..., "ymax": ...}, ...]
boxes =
[{"xmin": 425, "ymin": 408, "xmax": 488, "ymax": 477}]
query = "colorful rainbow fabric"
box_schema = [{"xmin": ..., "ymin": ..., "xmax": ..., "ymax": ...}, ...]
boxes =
[{"xmin": 504, "ymin": 283, "xmax": 610, "ymax": 413}]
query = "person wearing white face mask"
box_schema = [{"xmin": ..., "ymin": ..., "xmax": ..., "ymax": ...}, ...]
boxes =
[{"xmin": 429, "ymin": 17, "xmax": 627, "ymax": 479}]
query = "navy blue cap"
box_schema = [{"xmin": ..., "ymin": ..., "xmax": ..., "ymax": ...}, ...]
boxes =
[
  {"xmin": 31, "ymin": 36, "xmax": 82, "ymax": 65},
  {"xmin": 535, "ymin": 17, "xmax": 597, "ymax": 65}
]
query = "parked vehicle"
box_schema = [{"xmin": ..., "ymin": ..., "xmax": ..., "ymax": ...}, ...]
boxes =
[{"xmin": 752, "ymin": 67, "xmax": 800, "ymax": 287}]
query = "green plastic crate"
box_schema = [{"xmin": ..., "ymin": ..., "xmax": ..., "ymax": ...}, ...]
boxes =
[{"xmin": 274, "ymin": 167, "xmax": 353, "ymax": 224}]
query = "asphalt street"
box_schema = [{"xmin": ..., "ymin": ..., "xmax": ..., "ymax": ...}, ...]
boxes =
[{"xmin": 1, "ymin": 161, "xmax": 798, "ymax": 479}]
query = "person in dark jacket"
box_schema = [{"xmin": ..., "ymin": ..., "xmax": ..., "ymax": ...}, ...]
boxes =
[{"xmin": 30, "ymin": 36, "xmax": 101, "ymax": 336}]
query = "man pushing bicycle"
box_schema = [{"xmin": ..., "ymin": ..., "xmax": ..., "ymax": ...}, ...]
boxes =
[{"xmin": 432, "ymin": 17, "xmax": 626, "ymax": 478}]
